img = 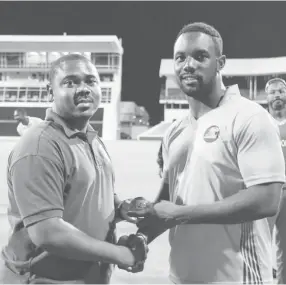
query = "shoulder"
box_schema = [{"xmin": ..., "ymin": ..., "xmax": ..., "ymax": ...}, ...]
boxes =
[
  {"xmin": 226, "ymin": 96, "xmax": 273, "ymax": 131},
  {"xmin": 10, "ymin": 121, "xmax": 66, "ymax": 167}
]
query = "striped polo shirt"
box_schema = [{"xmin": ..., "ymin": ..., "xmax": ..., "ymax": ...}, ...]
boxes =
[
  {"xmin": 162, "ymin": 85, "xmax": 285, "ymax": 284},
  {"xmin": 2, "ymin": 108, "xmax": 116, "ymax": 283}
]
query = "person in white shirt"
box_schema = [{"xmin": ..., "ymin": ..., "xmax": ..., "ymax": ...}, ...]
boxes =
[
  {"xmin": 14, "ymin": 108, "xmax": 43, "ymax": 136},
  {"xmin": 128, "ymin": 22, "xmax": 285, "ymax": 284},
  {"xmin": 265, "ymin": 78, "xmax": 286, "ymax": 284}
]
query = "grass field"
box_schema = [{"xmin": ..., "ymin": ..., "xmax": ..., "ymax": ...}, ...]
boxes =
[{"xmin": 0, "ymin": 138, "xmax": 171, "ymax": 284}]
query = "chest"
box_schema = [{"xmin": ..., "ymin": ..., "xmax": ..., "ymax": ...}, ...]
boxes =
[
  {"xmin": 189, "ymin": 119, "xmax": 236, "ymax": 169},
  {"xmin": 168, "ymin": 124, "xmax": 196, "ymax": 173},
  {"xmin": 63, "ymin": 138, "xmax": 114, "ymax": 203}
]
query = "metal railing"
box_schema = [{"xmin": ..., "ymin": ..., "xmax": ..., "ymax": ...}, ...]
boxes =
[
  {"xmin": 0, "ymin": 63, "xmax": 119, "ymax": 70},
  {"xmin": 0, "ymin": 86, "xmax": 112, "ymax": 104}
]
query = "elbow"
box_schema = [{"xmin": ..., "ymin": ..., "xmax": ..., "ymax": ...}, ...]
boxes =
[
  {"xmin": 253, "ymin": 200, "xmax": 280, "ymax": 219},
  {"xmin": 259, "ymin": 207, "xmax": 278, "ymax": 218},
  {"xmin": 27, "ymin": 218, "xmax": 63, "ymax": 250}
]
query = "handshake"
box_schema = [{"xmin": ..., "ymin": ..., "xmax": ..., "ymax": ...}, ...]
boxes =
[
  {"xmin": 115, "ymin": 196, "xmax": 179, "ymax": 273},
  {"xmin": 116, "ymin": 197, "xmax": 153, "ymax": 273}
]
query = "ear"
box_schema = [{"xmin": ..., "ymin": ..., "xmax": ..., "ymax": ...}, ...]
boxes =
[
  {"xmin": 46, "ymin": 83, "xmax": 54, "ymax": 102},
  {"xmin": 217, "ymin": 55, "xmax": 226, "ymax": 72}
]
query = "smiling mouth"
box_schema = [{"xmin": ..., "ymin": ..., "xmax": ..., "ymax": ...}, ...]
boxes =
[{"xmin": 180, "ymin": 75, "xmax": 199, "ymax": 84}]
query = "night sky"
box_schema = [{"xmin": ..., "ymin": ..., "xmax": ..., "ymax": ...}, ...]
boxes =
[{"xmin": 0, "ymin": 1, "xmax": 285, "ymax": 125}]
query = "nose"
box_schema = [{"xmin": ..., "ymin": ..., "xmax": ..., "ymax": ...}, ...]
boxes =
[
  {"xmin": 183, "ymin": 56, "xmax": 196, "ymax": 72},
  {"xmin": 274, "ymin": 92, "xmax": 281, "ymax": 98},
  {"xmin": 76, "ymin": 83, "xmax": 91, "ymax": 96}
]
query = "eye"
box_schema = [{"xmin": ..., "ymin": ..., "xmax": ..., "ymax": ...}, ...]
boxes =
[
  {"xmin": 86, "ymin": 78, "xmax": 97, "ymax": 86},
  {"xmin": 63, "ymin": 79, "xmax": 75, "ymax": 88},
  {"xmin": 175, "ymin": 55, "xmax": 186, "ymax": 63},
  {"xmin": 195, "ymin": 54, "xmax": 207, "ymax": 62}
]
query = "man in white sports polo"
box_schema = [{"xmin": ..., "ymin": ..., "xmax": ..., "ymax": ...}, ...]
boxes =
[
  {"xmin": 14, "ymin": 108, "xmax": 43, "ymax": 136},
  {"xmin": 128, "ymin": 22, "xmax": 285, "ymax": 284},
  {"xmin": 265, "ymin": 77, "xmax": 286, "ymax": 284}
]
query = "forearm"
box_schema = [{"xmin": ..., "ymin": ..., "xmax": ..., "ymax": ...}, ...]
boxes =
[
  {"xmin": 173, "ymin": 186, "xmax": 280, "ymax": 225},
  {"xmin": 136, "ymin": 181, "xmax": 170, "ymax": 243},
  {"xmin": 28, "ymin": 218, "xmax": 132, "ymax": 266},
  {"xmin": 137, "ymin": 226, "xmax": 168, "ymax": 244}
]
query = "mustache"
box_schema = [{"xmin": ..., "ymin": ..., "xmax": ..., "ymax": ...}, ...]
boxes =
[
  {"xmin": 180, "ymin": 73, "xmax": 202, "ymax": 81},
  {"xmin": 73, "ymin": 91, "xmax": 92, "ymax": 105}
]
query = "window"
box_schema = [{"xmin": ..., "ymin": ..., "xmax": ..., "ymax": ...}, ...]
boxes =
[
  {"xmin": 100, "ymin": 74, "xmax": 114, "ymax": 82},
  {"xmin": 91, "ymin": 53, "xmax": 109, "ymax": 66},
  {"xmin": 19, "ymin": 88, "xmax": 27, "ymax": 102},
  {"xmin": 0, "ymin": 87, "xmax": 4, "ymax": 101},
  {"xmin": 5, "ymin": 88, "xmax": 18, "ymax": 102},
  {"xmin": 27, "ymin": 87, "xmax": 40, "ymax": 102},
  {"xmin": 181, "ymin": 104, "xmax": 189, "ymax": 109},
  {"xmin": 110, "ymin": 53, "xmax": 120, "ymax": 67},
  {"xmin": 26, "ymin": 52, "xmax": 46, "ymax": 67},
  {"xmin": 5, "ymin": 53, "xmax": 24, "ymax": 67},
  {"xmin": 101, "ymin": 88, "xmax": 112, "ymax": 103}
]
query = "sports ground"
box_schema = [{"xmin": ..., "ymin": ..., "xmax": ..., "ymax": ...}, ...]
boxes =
[{"xmin": 0, "ymin": 138, "xmax": 171, "ymax": 284}]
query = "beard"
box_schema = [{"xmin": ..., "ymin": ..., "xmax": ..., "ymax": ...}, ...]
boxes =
[
  {"xmin": 271, "ymin": 99, "xmax": 286, "ymax": 111},
  {"xmin": 180, "ymin": 76, "xmax": 214, "ymax": 100}
]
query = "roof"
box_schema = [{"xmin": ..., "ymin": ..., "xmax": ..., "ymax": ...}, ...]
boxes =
[
  {"xmin": 137, "ymin": 121, "xmax": 172, "ymax": 141},
  {"xmin": 160, "ymin": 57, "xmax": 286, "ymax": 77},
  {"xmin": 0, "ymin": 35, "xmax": 123, "ymax": 54}
]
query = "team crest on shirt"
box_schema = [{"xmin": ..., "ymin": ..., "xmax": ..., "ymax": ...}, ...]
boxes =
[{"xmin": 203, "ymin": 125, "xmax": 220, "ymax": 142}]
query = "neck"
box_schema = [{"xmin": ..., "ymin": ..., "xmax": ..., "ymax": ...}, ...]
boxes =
[
  {"xmin": 52, "ymin": 106, "xmax": 89, "ymax": 132},
  {"xmin": 269, "ymin": 108, "xmax": 286, "ymax": 122},
  {"xmin": 187, "ymin": 75, "xmax": 225, "ymax": 119}
]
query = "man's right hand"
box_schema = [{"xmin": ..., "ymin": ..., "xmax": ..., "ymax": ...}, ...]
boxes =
[{"xmin": 117, "ymin": 234, "xmax": 148, "ymax": 273}]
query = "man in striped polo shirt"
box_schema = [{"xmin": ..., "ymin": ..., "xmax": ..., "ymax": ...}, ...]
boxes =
[
  {"xmin": 129, "ymin": 22, "xmax": 285, "ymax": 284},
  {"xmin": 0, "ymin": 54, "xmax": 147, "ymax": 283}
]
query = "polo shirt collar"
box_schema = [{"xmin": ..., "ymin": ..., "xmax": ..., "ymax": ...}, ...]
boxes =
[
  {"xmin": 224, "ymin": 84, "xmax": 241, "ymax": 97},
  {"xmin": 45, "ymin": 108, "xmax": 97, "ymax": 138}
]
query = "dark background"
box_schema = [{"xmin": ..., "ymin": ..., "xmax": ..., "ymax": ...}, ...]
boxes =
[{"xmin": 0, "ymin": 1, "xmax": 284, "ymax": 125}]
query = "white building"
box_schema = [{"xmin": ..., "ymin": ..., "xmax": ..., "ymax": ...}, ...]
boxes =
[{"xmin": 0, "ymin": 35, "xmax": 123, "ymax": 140}]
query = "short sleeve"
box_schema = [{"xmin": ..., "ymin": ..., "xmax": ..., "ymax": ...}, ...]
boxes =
[
  {"xmin": 10, "ymin": 155, "xmax": 65, "ymax": 227},
  {"xmin": 236, "ymin": 111, "xmax": 286, "ymax": 188}
]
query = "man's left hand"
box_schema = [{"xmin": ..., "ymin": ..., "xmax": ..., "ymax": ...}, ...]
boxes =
[
  {"xmin": 117, "ymin": 199, "xmax": 138, "ymax": 224},
  {"xmin": 128, "ymin": 200, "xmax": 180, "ymax": 220}
]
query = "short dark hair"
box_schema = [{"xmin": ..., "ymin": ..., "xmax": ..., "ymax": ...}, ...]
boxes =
[
  {"xmin": 49, "ymin": 53, "xmax": 92, "ymax": 82},
  {"xmin": 14, "ymin": 108, "xmax": 26, "ymax": 115},
  {"xmin": 265, "ymin": 77, "xmax": 286, "ymax": 93},
  {"xmin": 176, "ymin": 22, "xmax": 223, "ymax": 56}
]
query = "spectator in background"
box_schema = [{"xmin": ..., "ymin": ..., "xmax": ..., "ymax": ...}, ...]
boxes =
[
  {"xmin": 13, "ymin": 108, "xmax": 43, "ymax": 136},
  {"xmin": 266, "ymin": 77, "xmax": 286, "ymax": 284}
]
